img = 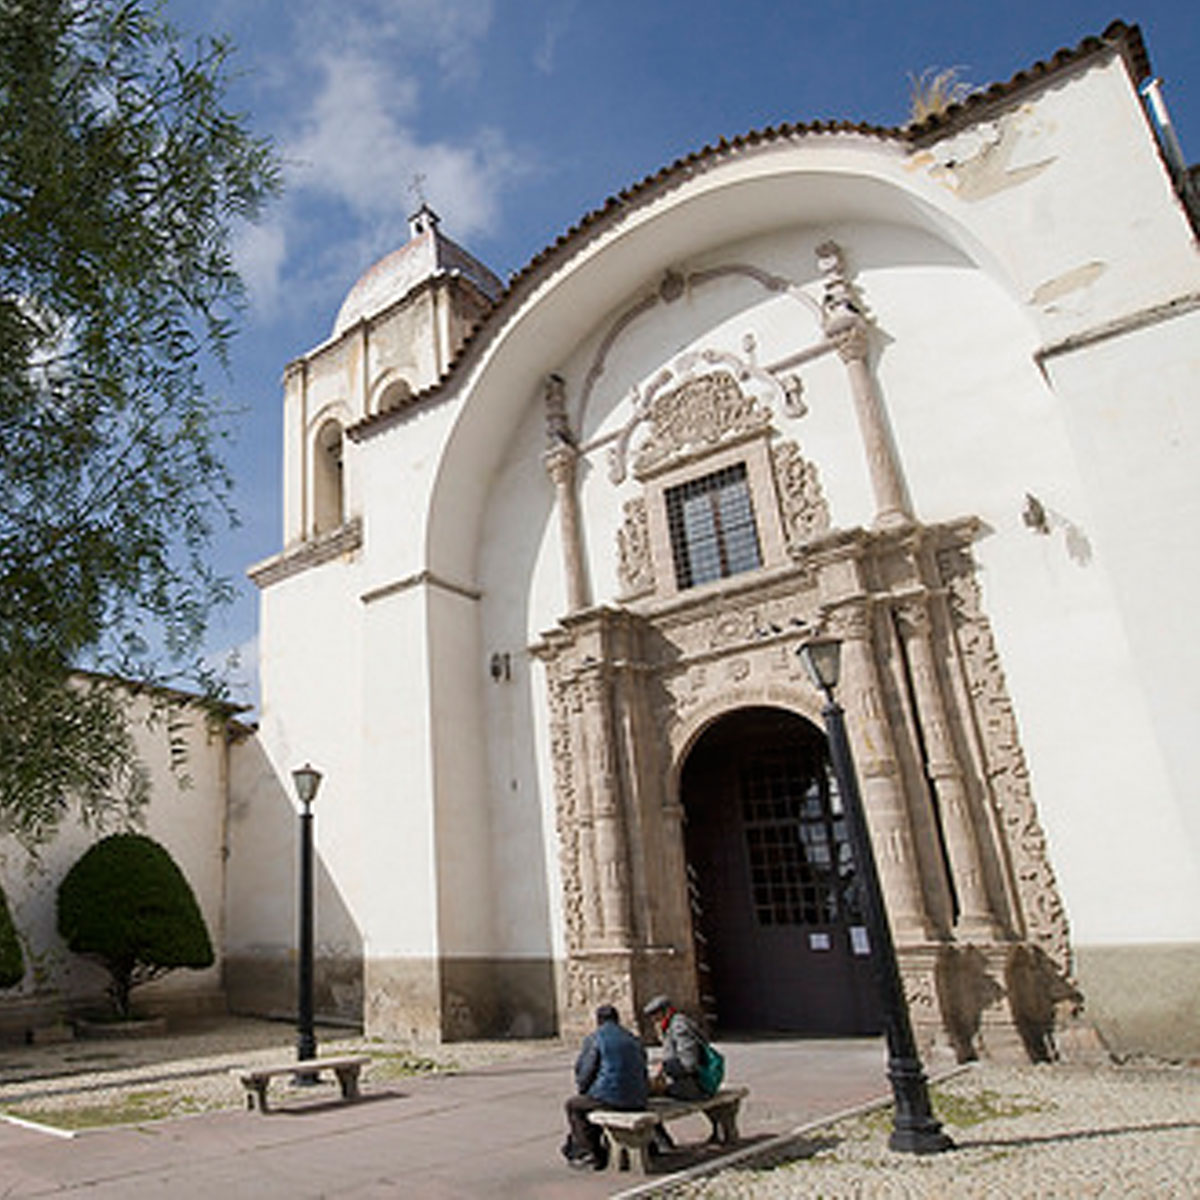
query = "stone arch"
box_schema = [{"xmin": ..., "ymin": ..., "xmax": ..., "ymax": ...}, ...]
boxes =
[
  {"xmin": 374, "ymin": 375, "xmax": 414, "ymax": 415},
  {"xmin": 666, "ymin": 684, "xmax": 825, "ymax": 800},
  {"xmin": 424, "ymin": 153, "xmax": 1023, "ymax": 590}
]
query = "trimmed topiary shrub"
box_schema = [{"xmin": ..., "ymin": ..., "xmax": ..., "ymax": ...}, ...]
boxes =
[
  {"xmin": 57, "ymin": 833, "xmax": 213, "ymax": 1018},
  {"xmin": 0, "ymin": 887, "xmax": 24, "ymax": 988}
]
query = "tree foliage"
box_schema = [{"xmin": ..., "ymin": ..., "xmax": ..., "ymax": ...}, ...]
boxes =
[
  {"xmin": 57, "ymin": 832, "xmax": 214, "ymax": 1018},
  {"xmin": 0, "ymin": 0, "xmax": 278, "ymax": 840},
  {"xmin": 0, "ymin": 885, "xmax": 24, "ymax": 988}
]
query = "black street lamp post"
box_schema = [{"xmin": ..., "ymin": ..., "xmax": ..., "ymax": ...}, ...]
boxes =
[
  {"xmin": 292, "ymin": 763, "xmax": 323, "ymax": 1080},
  {"xmin": 799, "ymin": 639, "xmax": 952, "ymax": 1154}
]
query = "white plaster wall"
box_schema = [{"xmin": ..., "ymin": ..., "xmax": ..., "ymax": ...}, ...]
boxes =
[
  {"xmin": 356, "ymin": 399, "xmax": 456, "ymax": 594},
  {"xmin": 1035, "ymin": 310, "xmax": 1200, "ymax": 944},
  {"xmin": 478, "ymin": 395, "xmax": 563, "ymax": 959},
  {"xmin": 910, "ymin": 55, "xmax": 1198, "ymax": 343},
  {"xmin": 428, "ymin": 586, "xmax": 495, "ymax": 955},
  {"xmin": 138, "ymin": 698, "xmax": 229, "ymax": 1005},
  {"xmin": 357, "ymin": 584, "xmax": 439, "ymax": 957},
  {"xmin": 233, "ymin": 561, "xmax": 365, "ymax": 969},
  {"xmin": 0, "ymin": 689, "xmax": 227, "ymax": 1017}
]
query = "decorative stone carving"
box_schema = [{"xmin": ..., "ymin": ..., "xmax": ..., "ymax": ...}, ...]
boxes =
[
  {"xmin": 542, "ymin": 377, "xmax": 590, "ymax": 612},
  {"xmin": 782, "ymin": 374, "xmax": 807, "ymax": 418},
  {"xmin": 537, "ymin": 522, "xmax": 1067, "ymax": 1057},
  {"xmin": 604, "ymin": 340, "xmax": 814, "ymax": 483},
  {"xmin": 542, "ymin": 670, "xmax": 587, "ymax": 957},
  {"xmin": 632, "ymin": 370, "xmax": 772, "ymax": 478},
  {"xmin": 937, "ymin": 545, "xmax": 1073, "ymax": 973},
  {"xmin": 617, "ymin": 497, "xmax": 654, "ymax": 596},
  {"xmin": 817, "ymin": 240, "xmax": 868, "ymax": 341},
  {"xmin": 544, "ymin": 374, "xmax": 573, "ymax": 447},
  {"xmin": 893, "ymin": 592, "xmax": 1002, "ymax": 940},
  {"xmin": 771, "ymin": 441, "xmax": 831, "ymax": 549}
]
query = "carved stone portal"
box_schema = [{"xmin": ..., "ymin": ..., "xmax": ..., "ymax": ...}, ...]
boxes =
[{"xmin": 533, "ymin": 521, "xmax": 1074, "ymax": 1059}]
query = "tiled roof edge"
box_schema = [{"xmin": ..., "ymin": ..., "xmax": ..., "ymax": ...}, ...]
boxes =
[
  {"xmin": 348, "ymin": 122, "xmax": 897, "ymax": 440},
  {"xmin": 905, "ymin": 20, "xmax": 1149, "ymax": 144},
  {"xmin": 347, "ymin": 21, "xmax": 1151, "ymax": 442}
]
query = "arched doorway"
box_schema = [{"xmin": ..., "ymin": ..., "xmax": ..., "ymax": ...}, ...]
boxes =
[{"xmin": 682, "ymin": 706, "xmax": 882, "ymax": 1035}]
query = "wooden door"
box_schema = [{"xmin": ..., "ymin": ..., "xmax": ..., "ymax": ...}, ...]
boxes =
[{"xmin": 682, "ymin": 707, "xmax": 882, "ymax": 1035}]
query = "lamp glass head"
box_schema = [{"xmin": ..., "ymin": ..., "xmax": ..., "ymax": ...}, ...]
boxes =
[
  {"xmin": 292, "ymin": 764, "xmax": 323, "ymax": 806},
  {"xmin": 799, "ymin": 638, "xmax": 842, "ymax": 692}
]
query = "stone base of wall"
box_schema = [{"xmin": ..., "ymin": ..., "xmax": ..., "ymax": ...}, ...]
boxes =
[
  {"xmin": 0, "ymin": 995, "xmax": 73, "ymax": 1042},
  {"xmin": 0, "ymin": 985, "xmax": 228, "ymax": 1044},
  {"xmin": 1074, "ymin": 942, "xmax": 1200, "ymax": 1059},
  {"xmin": 362, "ymin": 956, "xmax": 559, "ymax": 1042},
  {"xmin": 224, "ymin": 953, "xmax": 363, "ymax": 1027},
  {"xmin": 441, "ymin": 957, "xmax": 558, "ymax": 1040},
  {"xmin": 362, "ymin": 957, "xmax": 440, "ymax": 1042}
]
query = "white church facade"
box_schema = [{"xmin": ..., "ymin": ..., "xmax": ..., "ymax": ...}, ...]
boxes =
[
  {"xmin": 1, "ymin": 21, "xmax": 1195, "ymax": 1062},
  {"xmin": 228, "ymin": 20, "xmax": 1200, "ymax": 1059}
]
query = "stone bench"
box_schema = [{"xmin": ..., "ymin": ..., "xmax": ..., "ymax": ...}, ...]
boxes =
[
  {"xmin": 231, "ymin": 1054, "xmax": 371, "ymax": 1112},
  {"xmin": 588, "ymin": 1086, "xmax": 749, "ymax": 1173}
]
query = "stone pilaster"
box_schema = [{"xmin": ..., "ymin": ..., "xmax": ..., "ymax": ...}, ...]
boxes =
[
  {"xmin": 826, "ymin": 600, "xmax": 935, "ymax": 943},
  {"xmin": 895, "ymin": 594, "xmax": 1002, "ymax": 940},
  {"xmin": 577, "ymin": 669, "xmax": 633, "ymax": 947}
]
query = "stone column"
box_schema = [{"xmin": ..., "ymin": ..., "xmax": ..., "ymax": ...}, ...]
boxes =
[
  {"xmin": 542, "ymin": 375, "xmax": 590, "ymax": 613},
  {"xmin": 562, "ymin": 682, "xmax": 603, "ymax": 945},
  {"xmin": 578, "ymin": 670, "xmax": 632, "ymax": 947},
  {"xmin": 817, "ymin": 243, "xmax": 913, "ymax": 529},
  {"xmin": 895, "ymin": 595, "xmax": 1001, "ymax": 940},
  {"xmin": 828, "ymin": 601, "xmax": 934, "ymax": 943}
]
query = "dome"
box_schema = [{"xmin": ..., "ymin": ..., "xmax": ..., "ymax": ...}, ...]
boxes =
[{"xmin": 332, "ymin": 205, "xmax": 504, "ymax": 338}]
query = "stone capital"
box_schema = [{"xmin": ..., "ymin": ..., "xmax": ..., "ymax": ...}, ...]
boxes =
[{"xmin": 543, "ymin": 442, "xmax": 578, "ymax": 488}]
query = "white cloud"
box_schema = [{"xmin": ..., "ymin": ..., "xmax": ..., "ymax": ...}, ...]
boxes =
[
  {"xmin": 285, "ymin": 46, "xmax": 527, "ymax": 244},
  {"xmin": 217, "ymin": 0, "xmax": 528, "ymax": 328},
  {"xmin": 293, "ymin": 0, "xmax": 494, "ymax": 84},
  {"xmin": 534, "ymin": 1, "xmax": 578, "ymax": 76},
  {"xmin": 233, "ymin": 220, "xmax": 288, "ymax": 319}
]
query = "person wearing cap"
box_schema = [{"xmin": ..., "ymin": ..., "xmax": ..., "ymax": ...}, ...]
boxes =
[
  {"xmin": 562, "ymin": 1003, "xmax": 648, "ymax": 1170},
  {"xmin": 643, "ymin": 994, "xmax": 707, "ymax": 1101}
]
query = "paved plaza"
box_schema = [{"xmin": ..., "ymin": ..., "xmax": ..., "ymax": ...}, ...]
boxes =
[{"xmin": 0, "ymin": 1019, "xmax": 1195, "ymax": 1197}]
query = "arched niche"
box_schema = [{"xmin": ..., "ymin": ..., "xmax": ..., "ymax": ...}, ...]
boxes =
[{"xmin": 313, "ymin": 417, "xmax": 345, "ymax": 535}]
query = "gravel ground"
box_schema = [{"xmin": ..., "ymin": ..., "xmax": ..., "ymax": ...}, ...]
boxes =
[{"xmin": 657, "ymin": 1060, "xmax": 1200, "ymax": 1199}]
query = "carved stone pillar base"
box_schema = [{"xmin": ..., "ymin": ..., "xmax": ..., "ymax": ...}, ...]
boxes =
[{"xmin": 563, "ymin": 947, "xmax": 696, "ymax": 1041}]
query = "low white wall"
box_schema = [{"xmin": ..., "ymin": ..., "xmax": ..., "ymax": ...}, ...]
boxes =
[{"xmin": 0, "ymin": 688, "xmax": 229, "ymax": 1033}]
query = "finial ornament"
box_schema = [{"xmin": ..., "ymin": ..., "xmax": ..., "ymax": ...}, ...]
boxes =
[
  {"xmin": 816, "ymin": 241, "xmax": 869, "ymax": 362},
  {"xmin": 544, "ymin": 374, "xmax": 574, "ymax": 449},
  {"xmin": 407, "ymin": 174, "xmax": 440, "ymax": 238}
]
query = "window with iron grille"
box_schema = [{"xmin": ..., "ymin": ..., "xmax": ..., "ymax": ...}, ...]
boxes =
[{"xmin": 665, "ymin": 463, "xmax": 762, "ymax": 590}]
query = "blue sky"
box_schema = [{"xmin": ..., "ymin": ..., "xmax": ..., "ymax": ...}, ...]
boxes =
[{"xmin": 166, "ymin": 1, "xmax": 1199, "ymax": 708}]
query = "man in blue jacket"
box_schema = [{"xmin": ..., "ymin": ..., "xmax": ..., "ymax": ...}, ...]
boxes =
[{"xmin": 563, "ymin": 1003, "xmax": 648, "ymax": 1170}]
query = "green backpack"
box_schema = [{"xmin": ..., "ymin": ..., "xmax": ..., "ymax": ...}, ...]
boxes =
[{"xmin": 697, "ymin": 1041, "xmax": 725, "ymax": 1096}]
